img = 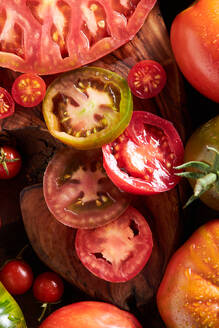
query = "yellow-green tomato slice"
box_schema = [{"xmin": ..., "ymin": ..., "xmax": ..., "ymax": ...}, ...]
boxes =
[{"xmin": 42, "ymin": 67, "xmax": 133, "ymax": 150}]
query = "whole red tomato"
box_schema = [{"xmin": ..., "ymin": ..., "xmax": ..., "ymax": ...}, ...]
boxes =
[
  {"xmin": 170, "ymin": 0, "xmax": 219, "ymax": 103},
  {"xmin": 0, "ymin": 146, "xmax": 22, "ymax": 179},
  {"xmin": 33, "ymin": 272, "xmax": 64, "ymax": 303},
  {"xmin": 157, "ymin": 220, "xmax": 219, "ymax": 328}
]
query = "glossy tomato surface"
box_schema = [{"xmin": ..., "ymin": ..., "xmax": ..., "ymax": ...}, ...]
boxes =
[
  {"xmin": 102, "ymin": 111, "xmax": 184, "ymax": 195},
  {"xmin": 43, "ymin": 148, "xmax": 130, "ymax": 229},
  {"xmin": 33, "ymin": 272, "xmax": 64, "ymax": 303},
  {"xmin": 0, "ymin": 146, "xmax": 22, "ymax": 179},
  {"xmin": 0, "ymin": 0, "xmax": 156, "ymax": 75},
  {"xmin": 75, "ymin": 206, "xmax": 153, "ymax": 282},
  {"xmin": 0, "ymin": 87, "xmax": 15, "ymax": 120},
  {"xmin": 157, "ymin": 220, "xmax": 219, "ymax": 328},
  {"xmin": 39, "ymin": 301, "xmax": 142, "ymax": 328},
  {"xmin": 170, "ymin": 0, "xmax": 219, "ymax": 103}
]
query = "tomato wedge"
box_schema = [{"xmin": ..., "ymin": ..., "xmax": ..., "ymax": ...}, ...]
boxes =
[
  {"xmin": 43, "ymin": 148, "xmax": 130, "ymax": 229},
  {"xmin": 0, "ymin": 87, "xmax": 15, "ymax": 119},
  {"xmin": 102, "ymin": 111, "xmax": 184, "ymax": 195},
  {"xmin": 75, "ymin": 206, "xmax": 153, "ymax": 282},
  {"xmin": 43, "ymin": 67, "xmax": 133, "ymax": 149}
]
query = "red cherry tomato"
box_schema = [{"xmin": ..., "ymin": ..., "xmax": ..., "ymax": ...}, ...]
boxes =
[
  {"xmin": 0, "ymin": 87, "xmax": 15, "ymax": 119},
  {"xmin": 0, "ymin": 146, "xmax": 22, "ymax": 179},
  {"xmin": 33, "ymin": 272, "xmax": 64, "ymax": 303},
  {"xmin": 127, "ymin": 60, "xmax": 167, "ymax": 99},
  {"xmin": 12, "ymin": 74, "xmax": 46, "ymax": 107},
  {"xmin": 0, "ymin": 259, "xmax": 33, "ymax": 295}
]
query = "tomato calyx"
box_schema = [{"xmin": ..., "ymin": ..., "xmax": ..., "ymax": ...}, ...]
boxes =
[{"xmin": 0, "ymin": 147, "xmax": 20, "ymax": 176}]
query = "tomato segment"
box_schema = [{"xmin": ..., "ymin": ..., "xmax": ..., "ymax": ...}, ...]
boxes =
[
  {"xmin": 102, "ymin": 111, "xmax": 184, "ymax": 195},
  {"xmin": 0, "ymin": 87, "xmax": 15, "ymax": 119}
]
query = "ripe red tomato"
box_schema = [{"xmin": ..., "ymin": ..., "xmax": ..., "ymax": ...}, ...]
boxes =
[
  {"xmin": 33, "ymin": 272, "xmax": 64, "ymax": 303},
  {"xmin": 12, "ymin": 74, "xmax": 46, "ymax": 107},
  {"xmin": 0, "ymin": 1, "xmax": 156, "ymax": 75},
  {"xmin": 39, "ymin": 301, "xmax": 142, "ymax": 328},
  {"xmin": 128, "ymin": 60, "xmax": 167, "ymax": 99},
  {"xmin": 157, "ymin": 220, "xmax": 219, "ymax": 328},
  {"xmin": 170, "ymin": 0, "xmax": 219, "ymax": 103},
  {"xmin": 0, "ymin": 146, "xmax": 22, "ymax": 179},
  {"xmin": 0, "ymin": 259, "xmax": 33, "ymax": 295},
  {"xmin": 0, "ymin": 87, "xmax": 15, "ymax": 119},
  {"xmin": 75, "ymin": 206, "xmax": 153, "ymax": 282},
  {"xmin": 102, "ymin": 111, "xmax": 184, "ymax": 195}
]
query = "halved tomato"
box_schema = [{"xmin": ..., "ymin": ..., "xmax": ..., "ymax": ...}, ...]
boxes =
[
  {"xmin": 0, "ymin": 0, "xmax": 156, "ymax": 75},
  {"xmin": 43, "ymin": 148, "xmax": 130, "ymax": 229},
  {"xmin": 102, "ymin": 111, "xmax": 184, "ymax": 194},
  {"xmin": 42, "ymin": 67, "xmax": 133, "ymax": 150},
  {"xmin": 0, "ymin": 87, "xmax": 15, "ymax": 119},
  {"xmin": 75, "ymin": 206, "xmax": 153, "ymax": 282}
]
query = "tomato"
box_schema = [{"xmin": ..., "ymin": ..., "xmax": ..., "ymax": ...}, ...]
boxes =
[
  {"xmin": 0, "ymin": 281, "xmax": 27, "ymax": 328},
  {"xmin": 75, "ymin": 206, "xmax": 153, "ymax": 282},
  {"xmin": 157, "ymin": 219, "xmax": 219, "ymax": 328},
  {"xmin": 39, "ymin": 301, "xmax": 142, "ymax": 328},
  {"xmin": 43, "ymin": 148, "xmax": 130, "ymax": 229},
  {"xmin": 0, "ymin": 0, "xmax": 156, "ymax": 75},
  {"xmin": 0, "ymin": 259, "xmax": 33, "ymax": 295},
  {"xmin": 42, "ymin": 67, "xmax": 133, "ymax": 150},
  {"xmin": 11, "ymin": 74, "xmax": 46, "ymax": 107},
  {"xmin": 127, "ymin": 60, "xmax": 167, "ymax": 99},
  {"xmin": 0, "ymin": 146, "xmax": 22, "ymax": 179},
  {"xmin": 33, "ymin": 272, "xmax": 64, "ymax": 303},
  {"xmin": 102, "ymin": 111, "xmax": 184, "ymax": 195},
  {"xmin": 170, "ymin": 0, "xmax": 219, "ymax": 103},
  {"xmin": 0, "ymin": 87, "xmax": 15, "ymax": 119}
]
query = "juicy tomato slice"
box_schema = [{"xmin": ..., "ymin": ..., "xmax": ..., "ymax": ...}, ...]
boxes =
[
  {"xmin": 43, "ymin": 148, "xmax": 130, "ymax": 229},
  {"xmin": 43, "ymin": 67, "xmax": 133, "ymax": 150},
  {"xmin": 0, "ymin": 87, "xmax": 15, "ymax": 119},
  {"xmin": 12, "ymin": 73, "xmax": 46, "ymax": 107},
  {"xmin": 75, "ymin": 206, "xmax": 153, "ymax": 282},
  {"xmin": 128, "ymin": 60, "xmax": 167, "ymax": 99},
  {"xmin": 102, "ymin": 111, "xmax": 184, "ymax": 195}
]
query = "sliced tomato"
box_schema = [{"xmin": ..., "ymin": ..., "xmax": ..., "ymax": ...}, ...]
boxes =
[
  {"xmin": 102, "ymin": 111, "xmax": 184, "ymax": 195},
  {"xmin": 43, "ymin": 148, "xmax": 130, "ymax": 229},
  {"xmin": 75, "ymin": 206, "xmax": 153, "ymax": 282},
  {"xmin": 0, "ymin": 1, "xmax": 156, "ymax": 75},
  {"xmin": 43, "ymin": 67, "xmax": 133, "ymax": 150},
  {"xmin": 11, "ymin": 73, "xmax": 46, "ymax": 107},
  {"xmin": 0, "ymin": 87, "xmax": 15, "ymax": 119}
]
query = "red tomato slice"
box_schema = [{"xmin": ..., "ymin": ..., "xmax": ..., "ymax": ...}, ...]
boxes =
[
  {"xmin": 128, "ymin": 60, "xmax": 167, "ymax": 99},
  {"xmin": 12, "ymin": 74, "xmax": 46, "ymax": 107},
  {"xmin": 102, "ymin": 111, "xmax": 184, "ymax": 195},
  {"xmin": 0, "ymin": 87, "xmax": 15, "ymax": 119},
  {"xmin": 75, "ymin": 206, "xmax": 153, "ymax": 282},
  {"xmin": 0, "ymin": 0, "xmax": 156, "ymax": 75},
  {"xmin": 43, "ymin": 148, "xmax": 130, "ymax": 229}
]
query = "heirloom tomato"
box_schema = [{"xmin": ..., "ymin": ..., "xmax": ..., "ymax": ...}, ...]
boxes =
[
  {"xmin": 43, "ymin": 67, "xmax": 133, "ymax": 149},
  {"xmin": 102, "ymin": 111, "xmax": 184, "ymax": 195},
  {"xmin": 39, "ymin": 301, "xmax": 142, "ymax": 328},
  {"xmin": 0, "ymin": 146, "xmax": 22, "ymax": 179},
  {"xmin": 170, "ymin": 0, "xmax": 219, "ymax": 102},
  {"xmin": 0, "ymin": 0, "xmax": 156, "ymax": 75},
  {"xmin": 157, "ymin": 220, "xmax": 219, "ymax": 328}
]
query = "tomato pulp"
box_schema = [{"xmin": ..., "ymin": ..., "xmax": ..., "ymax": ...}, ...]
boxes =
[{"xmin": 0, "ymin": 88, "xmax": 15, "ymax": 120}]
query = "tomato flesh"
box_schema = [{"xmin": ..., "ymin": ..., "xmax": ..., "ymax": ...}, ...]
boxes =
[{"xmin": 0, "ymin": 87, "xmax": 15, "ymax": 119}]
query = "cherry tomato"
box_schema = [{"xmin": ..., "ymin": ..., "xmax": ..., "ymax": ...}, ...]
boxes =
[
  {"xmin": 102, "ymin": 111, "xmax": 184, "ymax": 195},
  {"xmin": 33, "ymin": 272, "xmax": 64, "ymax": 303},
  {"xmin": 0, "ymin": 259, "xmax": 33, "ymax": 295},
  {"xmin": 75, "ymin": 206, "xmax": 153, "ymax": 283},
  {"xmin": 12, "ymin": 73, "xmax": 46, "ymax": 107},
  {"xmin": 127, "ymin": 60, "xmax": 167, "ymax": 99},
  {"xmin": 0, "ymin": 146, "xmax": 22, "ymax": 179},
  {"xmin": 157, "ymin": 219, "xmax": 219, "ymax": 328},
  {"xmin": 0, "ymin": 87, "xmax": 15, "ymax": 119}
]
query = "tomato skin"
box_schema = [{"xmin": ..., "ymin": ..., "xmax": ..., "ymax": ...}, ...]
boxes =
[
  {"xmin": 157, "ymin": 220, "xmax": 219, "ymax": 328},
  {"xmin": 39, "ymin": 301, "xmax": 142, "ymax": 328},
  {"xmin": 0, "ymin": 146, "xmax": 22, "ymax": 179},
  {"xmin": 33, "ymin": 272, "xmax": 64, "ymax": 303},
  {"xmin": 0, "ymin": 87, "xmax": 15, "ymax": 119},
  {"xmin": 170, "ymin": 0, "xmax": 219, "ymax": 102}
]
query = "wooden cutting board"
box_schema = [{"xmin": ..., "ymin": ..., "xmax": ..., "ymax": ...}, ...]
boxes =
[{"xmin": 0, "ymin": 3, "xmax": 191, "ymax": 327}]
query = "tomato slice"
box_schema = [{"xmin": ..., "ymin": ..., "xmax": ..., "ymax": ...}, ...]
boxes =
[
  {"xmin": 43, "ymin": 67, "xmax": 133, "ymax": 149},
  {"xmin": 128, "ymin": 60, "xmax": 167, "ymax": 99},
  {"xmin": 102, "ymin": 111, "xmax": 184, "ymax": 195},
  {"xmin": 11, "ymin": 73, "xmax": 46, "ymax": 107},
  {"xmin": 0, "ymin": 87, "xmax": 15, "ymax": 119},
  {"xmin": 75, "ymin": 206, "xmax": 153, "ymax": 282},
  {"xmin": 43, "ymin": 148, "xmax": 130, "ymax": 229}
]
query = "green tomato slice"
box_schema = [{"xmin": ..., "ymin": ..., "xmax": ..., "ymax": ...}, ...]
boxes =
[{"xmin": 43, "ymin": 67, "xmax": 133, "ymax": 150}]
